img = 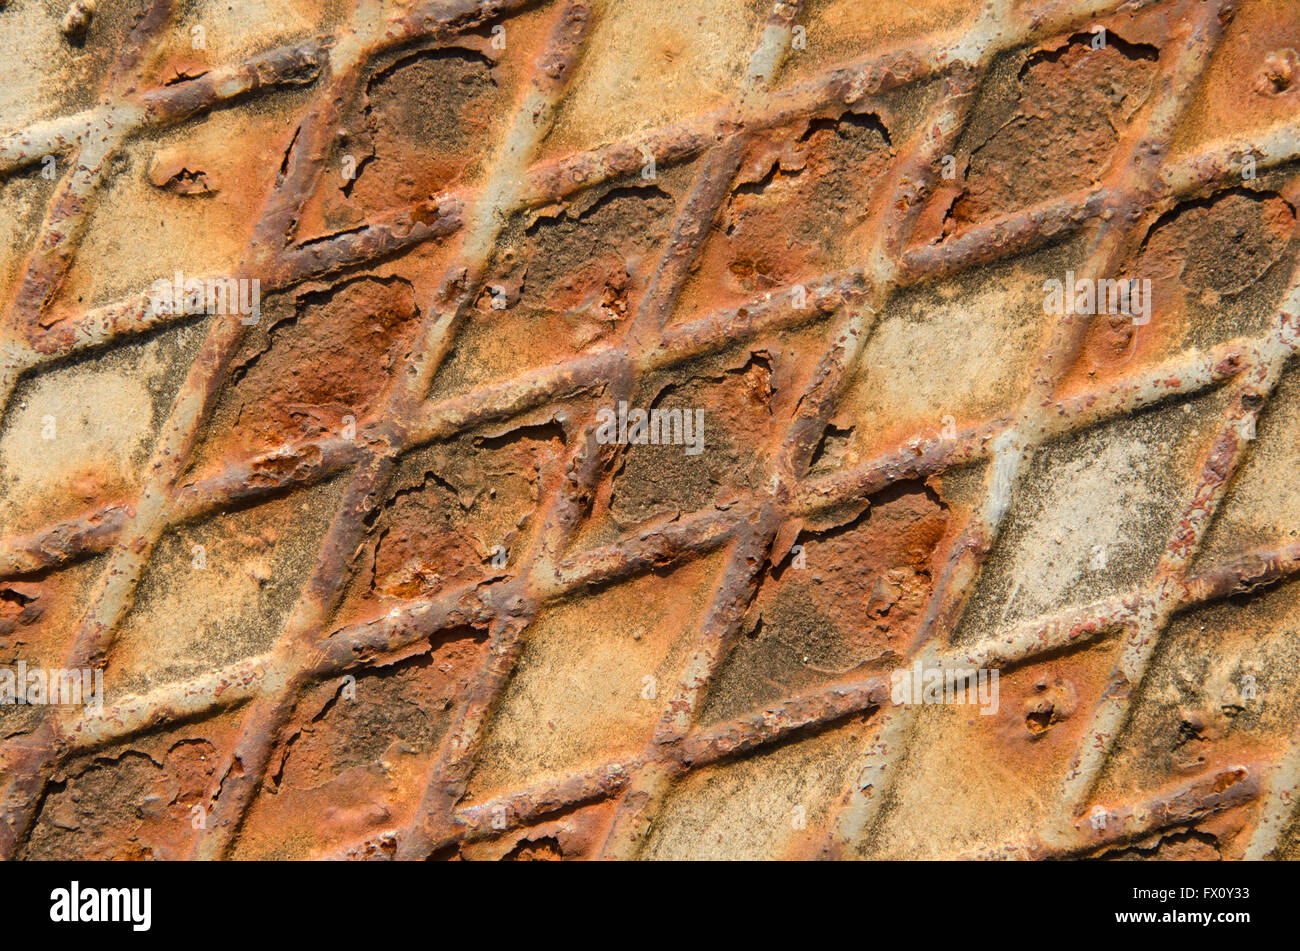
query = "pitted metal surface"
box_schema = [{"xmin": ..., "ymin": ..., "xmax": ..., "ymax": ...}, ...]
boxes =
[{"xmin": 0, "ymin": 0, "xmax": 1299, "ymax": 860}]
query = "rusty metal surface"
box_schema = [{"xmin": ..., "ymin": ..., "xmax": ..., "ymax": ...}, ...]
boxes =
[{"xmin": 0, "ymin": 0, "xmax": 1298, "ymax": 860}]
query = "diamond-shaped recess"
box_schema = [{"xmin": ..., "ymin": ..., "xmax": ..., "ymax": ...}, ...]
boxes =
[{"xmin": 956, "ymin": 391, "xmax": 1230, "ymax": 643}]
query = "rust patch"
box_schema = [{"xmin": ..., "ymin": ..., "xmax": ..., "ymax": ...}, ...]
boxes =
[
  {"xmin": 942, "ymin": 33, "xmax": 1159, "ymax": 233},
  {"xmin": 208, "ymin": 277, "xmax": 421, "ymax": 462},
  {"xmin": 701, "ymin": 481, "xmax": 948, "ymax": 725}
]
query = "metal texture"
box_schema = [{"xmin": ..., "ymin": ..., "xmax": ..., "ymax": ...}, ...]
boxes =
[{"xmin": 0, "ymin": 0, "xmax": 1298, "ymax": 860}]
